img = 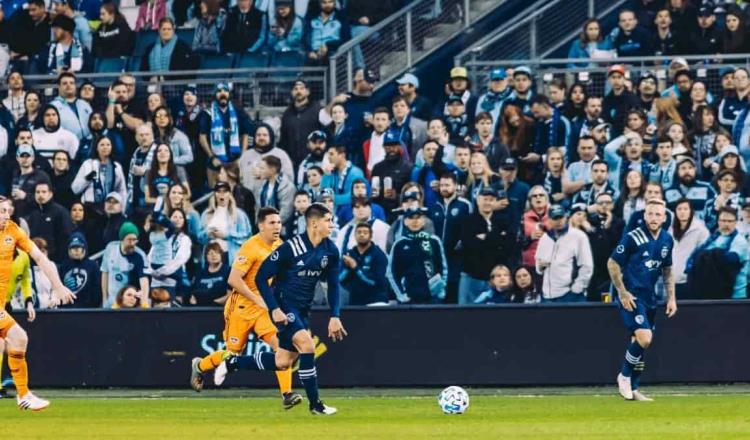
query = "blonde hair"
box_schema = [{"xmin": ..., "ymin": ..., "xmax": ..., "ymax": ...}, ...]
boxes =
[
  {"xmin": 204, "ymin": 189, "xmax": 238, "ymax": 223},
  {"xmin": 466, "ymin": 152, "xmax": 498, "ymax": 188}
]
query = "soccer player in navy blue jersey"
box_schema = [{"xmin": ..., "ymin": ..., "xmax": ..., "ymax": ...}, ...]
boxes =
[
  {"xmin": 608, "ymin": 199, "xmax": 677, "ymax": 401},
  {"xmin": 221, "ymin": 203, "xmax": 347, "ymax": 415}
]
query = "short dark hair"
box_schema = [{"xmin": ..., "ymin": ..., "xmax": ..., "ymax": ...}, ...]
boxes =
[
  {"xmin": 261, "ymin": 155, "xmax": 282, "ymax": 173},
  {"xmin": 328, "ymin": 144, "xmax": 347, "ymax": 155},
  {"xmin": 656, "ymin": 136, "xmax": 672, "ymax": 145},
  {"xmin": 391, "ymin": 96, "xmax": 408, "ymax": 106},
  {"xmin": 57, "ymin": 72, "xmax": 76, "ymax": 85},
  {"xmin": 475, "ymin": 112, "xmax": 493, "ymax": 124},
  {"xmin": 439, "ymin": 171, "xmax": 457, "ymax": 182},
  {"xmin": 591, "ymin": 159, "xmax": 609, "ymax": 170},
  {"xmin": 28, "ymin": 0, "xmax": 44, "ymax": 7},
  {"xmin": 585, "ymin": 95, "xmax": 602, "ymax": 105},
  {"xmin": 258, "ymin": 206, "xmax": 280, "ymax": 223},
  {"xmin": 307, "ymin": 165, "xmax": 323, "ymax": 175},
  {"xmin": 352, "ymin": 197, "xmax": 371, "ymax": 208},
  {"xmin": 455, "ymin": 143, "xmax": 471, "ymax": 152},
  {"xmin": 294, "ymin": 190, "xmax": 311, "ymax": 199},
  {"xmin": 578, "ymin": 135, "xmax": 595, "ymax": 145},
  {"xmin": 354, "ymin": 222, "xmax": 372, "ymax": 233},
  {"xmin": 305, "ymin": 203, "xmax": 331, "ymax": 221},
  {"xmin": 531, "ymin": 94, "xmax": 551, "ymax": 107},
  {"xmin": 373, "ymin": 107, "xmax": 391, "ymax": 118},
  {"xmin": 15, "ymin": 127, "xmax": 32, "ymax": 140},
  {"xmin": 718, "ymin": 206, "xmax": 739, "ymax": 220},
  {"xmin": 35, "ymin": 181, "xmax": 52, "ymax": 192}
]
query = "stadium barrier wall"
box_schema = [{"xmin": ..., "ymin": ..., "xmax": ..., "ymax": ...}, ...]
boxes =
[{"xmin": 20, "ymin": 301, "xmax": 750, "ymax": 387}]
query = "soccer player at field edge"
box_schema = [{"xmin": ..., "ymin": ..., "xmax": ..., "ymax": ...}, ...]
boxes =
[
  {"xmin": 607, "ymin": 199, "xmax": 677, "ymax": 401},
  {"xmin": 190, "ymin": 207, "xmax": 303, "ymax": 409},
  {"xmin": 0, "ymin": 196, "xmax": 76, "ymax": 410},
  {"xmin": 0, "ymin": 249, "xmax": 34, "ymax": 398},
  {"xmin": 219, "ymin": 203, "xmax": 347, "ymax": 415}
]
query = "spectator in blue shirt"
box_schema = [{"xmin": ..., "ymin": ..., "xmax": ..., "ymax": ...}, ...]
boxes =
[
  {"xmin": 303, "ymin": 0, "xmax": 350, "ymax": 65},
  {"xmin": 340, "ymin": 222, "xmax": 389, "ymax": 306},
  {"xmin": 269, "ymin": 1, "xmax": 304, "ymax": 54},
  {"xmin": 322, "ymin": 143, "xmax": 366, "ymax": 218},
  {"xmin": 567, "ymin": 18, "xmax": 613, "ymax": 68},
  {"xmin": 609, "ymin": 9, "xmax": 653, "ymax": 57}
]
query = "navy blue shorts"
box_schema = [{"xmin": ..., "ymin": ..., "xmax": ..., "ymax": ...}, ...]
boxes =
[
  {"xmin": 276, "ymin": 308, "xmax": 310, "ymax": 353},
  {"xmin": 618, "ymin": 300, "xmax": 657, "ymax": 335}
]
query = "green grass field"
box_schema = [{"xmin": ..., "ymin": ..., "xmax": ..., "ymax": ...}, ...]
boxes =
[{"xmin": 2, "ymin": 387, "xmax": 750, "ymax": 439}]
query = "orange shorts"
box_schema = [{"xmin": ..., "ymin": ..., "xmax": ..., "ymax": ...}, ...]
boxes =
[
  {"xmin": 222, "ymin": 304, "xmax": 277, "ymax": 353},
  {"xmin": 0, "ymin": 309, "xmax": 18, "ymax": 339}
]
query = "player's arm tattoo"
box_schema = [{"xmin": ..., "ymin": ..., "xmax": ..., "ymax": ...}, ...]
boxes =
[
  {"xmin": 662, "ymin": 266, "xmax": 675, "ymax": 302},
  {"xmin": 607, "ymin": 258, "xmax": 627, "ymax": 294}
]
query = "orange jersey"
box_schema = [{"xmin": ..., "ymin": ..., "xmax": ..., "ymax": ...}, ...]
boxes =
[
  {"xmin": 228, "ymin": 234, "xmax": 282, "ymax": 312},
  {"xmin": 0, "ymin": 220, "xmax": 34, "ymax": 308}
]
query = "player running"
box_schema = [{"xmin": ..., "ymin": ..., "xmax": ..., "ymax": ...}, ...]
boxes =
[
  {"xmin": 190, "ymin": 207, "xmax": 303, "ymax": 409},
  {"xmin": 217, "ymin": 203, "xmax": 347, "ymax": 415},
  {"xmin": 0, "ymin": 196, "xmax": 76, "ymax": 410},
  {"xmin": 607, "ymin": 199, "xmax": 677, "ymax": 401}
]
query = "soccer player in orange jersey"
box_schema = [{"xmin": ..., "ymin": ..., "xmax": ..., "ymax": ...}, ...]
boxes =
[
  {"xmin": 191, "ymin": 207, "xmax": 303, "ymax": 409},
  {"xmin": 0, "ymin": 196, "xmax": 76, "ymax": 411}
]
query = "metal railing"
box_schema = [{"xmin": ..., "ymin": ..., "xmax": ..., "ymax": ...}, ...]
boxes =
[
  {"xmin": 463, "ymin": 53, "xmax": 750, "ymax": 99},
  {"xmin": 328, "ymin": 0, "xmax": 504, "ymax": 95},
  {"xmin": 20, "ymin": 66, "xmax": 329, "ymax": 111},
  {"xmin": 454, "ymin": 0, "xmax": 627, "ymax": 67}
]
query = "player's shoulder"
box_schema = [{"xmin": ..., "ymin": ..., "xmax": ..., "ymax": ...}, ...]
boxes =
[
  {"xmin": 2, "ymin": 219, "xmax": 24, "ymax": 237},
  {"xmin": 625, "ymin": 227, "xmax": 649, "ymax": 247}
]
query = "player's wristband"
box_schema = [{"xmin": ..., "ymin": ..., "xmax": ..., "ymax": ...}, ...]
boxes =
[{"xmin": 25, "ymin": 298, "xmax": 34, "ymax": 308}]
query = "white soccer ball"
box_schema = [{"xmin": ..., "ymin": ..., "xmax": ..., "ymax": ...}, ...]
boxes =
[{"xmin": 438, "ymin": 386, "xmax": 469, "ymax": 414}]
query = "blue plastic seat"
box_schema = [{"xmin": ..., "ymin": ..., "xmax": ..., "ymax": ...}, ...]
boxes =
[
  {"xmin": 95, "ymin": 57, "xmax": 127, "ymax": 73},
  {"xmin": 271, "ymin": 51, "xmax": 303, "ymax": 68},
  {"xmin": 176, "ymin": 29, "xmax": 195, "ymax": 46},
  {"xmin": 134, "ymin": 30, "xmax": 158, "ymax": 57},
  {"xmin": 235, "ymin": 52, "xmax": 270, "ymax": 69},
  {"xmin": 199, "ymin": 54, "xmax": 236, "ymax": 70}
]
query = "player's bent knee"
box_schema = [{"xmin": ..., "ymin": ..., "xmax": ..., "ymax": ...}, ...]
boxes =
[
  {"xmin": 292, "ymin": 334, "xmax": 315, "ymax": 353},
  {"xmin": 635, "ymin": 330, "xmax": 652, "ymax": 348},
  {"xmin": 5, "ymin": 325, "xmax": 28, "ymax": 349}
]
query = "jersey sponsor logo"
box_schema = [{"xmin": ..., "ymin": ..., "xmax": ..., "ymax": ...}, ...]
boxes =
[
  {"xmin": 635, "ymin": 315, "xmax": 645, "ymax": 325},
  {"xmin": 270, "ymin": 251, "xmax": 279, "ymax": 261},
  {"xmin": 321, "ymin": 255, "xmax": 329, "ymax": 269},
  {"xmin": 644, "ymin": 260, "xmax": 663, "ymax": 270},
  {"xmin": 616, "ymin": 245, "xmax": 625, "ymax": 253},
  {"xmin": 299, "ymin": 269, "xmax": 323, "ymax": 277}
]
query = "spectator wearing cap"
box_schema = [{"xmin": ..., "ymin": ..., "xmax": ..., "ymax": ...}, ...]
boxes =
[
  {"xmin": 198, "ymin": 181, "xmax": 253, "ymax": 262},
  {"xmin": 279, "ymin": 79, "xmax": 323, "ymax": 166},
  {"xmin": 362, "ymin": 108, "xmax": 392, "ymax": 175},
  {"xmin": 665, "ymin": 156, "xmax": 715, "ymax": 218},
  {"xmin": 141, "ymin": 18, "xmax": 197, "ymax": 73},
  {"xmin": 635, "ymin": 72, "xmax": 658, "ymax": 113},
  {"xmin": 686, "ymin": 206, "xmax": 749, "ymax": 299},
  {"xmin": 371, "ymin": 133, "xmax": 414, "ymax": 221},
  {"xmin": 466, "ymin": 111, "xmax": 509, "ymax": 170},
  {"xmin": 199, "ymin": 82, "xmax": 251, "ymax": 187},
  {"xmin": 535, "ymin": 204, "xmax": 593, "ymax": 303},
  {"xmin": 57, "ymin": 232, "xmax": 101, "ymax": 308},
  {"xmin": 567, "ymin": 18, "xmax": 614, "ymax": 68},
  {"xmin": 252, "ymin": 155, "xmax": 295, "ymax": 224},
  {"xmin": 8, "ymin": 144, "xmax": 51, "ymax": 217},
  {"xmin": 72, "ymin": 135, "xmax": 127, "ymax": 209},
  {"xmin": 223, "ymin": 0, "xmax": 267, "ymax": 54},
  {"xmin": 297, "ymin": 130, "xmax": 329, "ymax": 184},
  {"xmin": 386, "ymin": 187, "xmax": 436, "ymax": 252},
  {"xmin": 608, "ymin": 9, "xmax": 653, "ymax": 57},
  {"xmin": 504, "ymin": 66, "xmax": 535, "ymax": 116},
  {"xmin": 101, "ymin": 221, "xmax": 150, "ymax": 308},
  {"xmin": 396, "ymin": 73, "xmax": 432, "ymax": 121},
  {"xmin": 387, "ymin": 206, "xmax": 447, "ymax": 304},
  {"xmin": 498, "ymin": 157, "xmax": 530, "ymax": 224},
  {"xmin": 322, "ymin": 143, "xmax": 366, "ymax": 218},
  {"xmin": 304, "ymin": 0, "xmax": 350, "ymax": 65},
  {"xmin": 529, "ymin": 94, "xmax": 570, "ymax": 163},
  {"xmin": 682, "ymin": 5, "xmax": 720, "ymax": 54},
  {"xmin": 583, "ymin": 192, "xmax": 624, "ymax": 301},
  {"xmin": 459, "ymin": 186, "xmax": 517, "ymax": 304},
  {"xmin": 652, "ymin": 8, "xmax": 678, "ymax": 57},
  {"xmin": 444, "ymin": 94, "xmax": 470, "ymax": 146},
  {"xmin": 410, "ymin": 140, "xmax": 456, "ymax": 208},
  {"xmin": 336, "ymin": 196, "xmax": 389, "ymax": 254},
  {"xmin": 718, "ymin": 66, "xmax": 748, "ymax": 131},
  {"xmin": 703, "ymin": 169, "xmax": 743, "ymax": 232},
  {"xmin": 99, "ymin": 191, "xmax": 127, "ymax": 253},
  {"xmin": 268, "ymin": 1, "xmax": 304, "ymax": 55},
  {"xmin": 193, "ymin": 0, "xmax": 229, "ymax": 55},
  {"xmin": 51, "ymin": 72, "xmax": 92, "ymax": 141},
  {"xmin": 339, "ymin": 221, "xmax": 389, "ymax": 306},
  {"xmin": 570, "ymin": 96, "xmax": 604, "ymax": 158},
  {"xmin": 476, "ymin": 68, "xmax": 512, "ymax": 130},
  {"xmin": 325, "ymin": 102, "xmax": 358, "ymax": 165},
  {"xmin": 391, "ymin": 95, "xmax": 427, "ymax": 161},
  {"xmin": 440, "ymin": 67, "xmax": 478, "ymax": 123},
  {"xmin": 47, "ymin": 14, "xmax": 85, "ymax": 74},
  {"xmin": 52, "ymin": 0, "xmax": 92, "ymax": 52},
  {"xmin": 239, "ymin": 122, "xmax": 294, "ymax": 193},
  {"xmin": 602, "ymin": 64, "xmax": 639, "ymax": 137},
  {"xmin": 25, "ymin": 181, "xmax": 73, "ymax": 261},
  {"xmin": 92, "ymin": 2, "xmax": 135, "ymax": 58},
  {"xmin": 429, "ymin": 172, "xmax": 472, "ymax": 303},
  {"xmin": 669, "ymin": 198, "xmax": 709, "ymax": 299},
  {"xmin": 7, "ymin": 0, "xmax": 51, "ymax": 60}
]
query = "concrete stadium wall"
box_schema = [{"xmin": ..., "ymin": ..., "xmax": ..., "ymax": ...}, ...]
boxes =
[{"xmin": 18, "ymin": 301, "xmax": 750, "ymax": 387}]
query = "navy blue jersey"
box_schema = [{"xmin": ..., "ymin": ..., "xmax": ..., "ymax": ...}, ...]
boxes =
[
  {"xmin": 610, "ymin": 226, "xmax": 673, "ymax": 309},
  {"xmin": 255, "ymin": 233, "xmax": 341, "ymax": 317}
]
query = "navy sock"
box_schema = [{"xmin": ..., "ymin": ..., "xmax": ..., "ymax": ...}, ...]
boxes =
[
  {"xmin": 631, "ymin": 359, "xmax": 646, "ymax": 390},
  {"xmin": 298, "ymin": 353, "xmax": 320, "ymax": 405},
  {"xmin": 231, "ymin": 352, "xmax": 277, "ymax": 372},
  {"xmin": 620, "ymin": 340, "xmax": 645, "ymax": 377}
]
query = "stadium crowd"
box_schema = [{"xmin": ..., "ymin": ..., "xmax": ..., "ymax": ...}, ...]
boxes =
[{"xmin": 1, "ymin": 0, "xmax": 749, "ymax": 311}]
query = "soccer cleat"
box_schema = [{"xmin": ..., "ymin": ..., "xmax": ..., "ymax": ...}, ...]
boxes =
[
  {"xmin": 213, "ymin": 352, "xmax": 235, "ymax": 386},
  {"xmin": 632, "ymin": 390, "xmax": 654, "ymax": 402},
  {"xmin": 190, "ymin": 357, "xmax": 204, "ymax": 392},
  {"xmin": 617, "ymin": 373, "xmax": 634, "ymax": 400},
  {"xmin": 17, "ymin": 392, "xmax": 50, "ymax": 411},
  {"xmin": 310, "ymin": 400, "xmax": 337, "ymax": 415},
  {"xmin": 282, "ymin": 392, "xmax": 303, "ymax": 410}
]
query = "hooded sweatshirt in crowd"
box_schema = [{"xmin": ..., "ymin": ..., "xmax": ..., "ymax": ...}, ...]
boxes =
[
  {"xmin": 239, "ymin": 123, "xmax": 295, "ymax": 191},
  {"xmin": 32, "ymin": 104, "xmax": 79, "ymax": 162},
  {"xmin": 58, "ymin": 233, "xmax": 101, "ymax": 308}
]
